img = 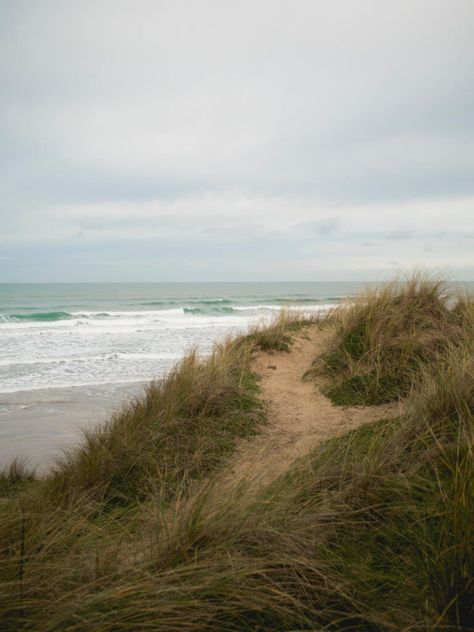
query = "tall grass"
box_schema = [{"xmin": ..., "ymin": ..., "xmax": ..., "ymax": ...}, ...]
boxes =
[
  {"xmin": 0, "ymin": 312, "xmax": 320, "ymax": 629},
  {"xmin": 3, "ymin": 331, "xmax": 470, "ymax": 631},
  {"xmin": 0, "ymin": 282, "xmax": 472, "ymax": 630},
  {"xmin": 312, "ymin": 274, "xmax": 470, "ymax": 405},
  {"xmin": 245, "ymin": 307, "xmax": 321, "ymax": 352},
  {"xmin": 0, "ymin": 458, "xmax": 35, "ymax": 497},
  {"xmin": 47, "ymin": 338, "xmax": 263, "ymax": 507},
  {"xmin": 42, "ymin": 308, "xmax": 316, "ymax": 507},
  {"xmin": 50, "ymin": 334, "xmax": 474, "ymax": 630}
]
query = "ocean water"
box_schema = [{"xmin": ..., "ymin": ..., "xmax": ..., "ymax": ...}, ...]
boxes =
[
  {"xmin": 0, "ymin": 282, "xmax": 361, "ymax": 394},
  {"xmin": 2, "ymin": 281, "xmax": 472, "ymax": 468}
]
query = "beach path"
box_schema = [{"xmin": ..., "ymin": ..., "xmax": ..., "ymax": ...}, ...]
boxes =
[{"xmin": 222, "ymin": 326, "xmax": 400, "ymax": 487}]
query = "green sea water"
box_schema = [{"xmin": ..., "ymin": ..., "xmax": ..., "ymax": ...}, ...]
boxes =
[{"xmin": 1, "ymin": 281, "xmax": 473, "ymax": 393}]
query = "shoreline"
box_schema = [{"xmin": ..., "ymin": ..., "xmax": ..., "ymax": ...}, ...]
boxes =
[{"xmin": 0, "ymin": 381, "xmax": 145, "ymax": 471}]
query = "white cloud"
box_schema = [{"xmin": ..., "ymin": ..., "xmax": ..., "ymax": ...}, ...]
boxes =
[{"xmin": 0, "ymin": 0, "xmax": 473, "ymax": 280}]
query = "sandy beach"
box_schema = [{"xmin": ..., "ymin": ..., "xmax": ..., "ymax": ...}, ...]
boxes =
[{"xmin": 0, "ymin": 382, "xmax": 145, "ymax": 471}]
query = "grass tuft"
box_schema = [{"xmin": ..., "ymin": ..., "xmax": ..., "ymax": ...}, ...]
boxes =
[
  {"xmin": 245, "ymin": 307, "xmax": 321, "ymax": 352},
  {"xmin": 311, "ymin": 274, "xmax": 472, "ymax": 405},
  {"xmin": 0, "ymin": 458, "xmax": 35, "ymax": 497}
]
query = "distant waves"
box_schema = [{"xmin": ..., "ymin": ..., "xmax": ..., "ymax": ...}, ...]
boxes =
[
  {"xmin": 0, "ymin": 302, "xmax": 331, "ymax": 393},
  {"xmin": 0, "ymin": 281, "xmax": 352, "ymax": 394}
]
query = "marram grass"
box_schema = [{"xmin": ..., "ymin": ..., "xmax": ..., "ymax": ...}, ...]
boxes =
[
  {"xmin": 0, "ymin": 280, "xmax": 473, "ymax": 631},
  {"xmin": 311, "ymin": 273, "xmax": 473, "ymax": 405}
]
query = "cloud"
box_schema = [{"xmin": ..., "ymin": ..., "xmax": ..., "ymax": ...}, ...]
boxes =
[
  {"xmin": 295, "ymin": 218, "xmax": 342, "ymax": 236},
  {"xmin": 384, "ymin": 229, "xmax": 415, "ymax": 240},
  {"xmin": 0, "ymin": 1, "xmax": 473, "ymax": 280}
]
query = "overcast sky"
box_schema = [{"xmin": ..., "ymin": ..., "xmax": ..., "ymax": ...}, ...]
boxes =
[{"xmin": 1, "ymin": 0, "xmax": 473, "ymax": 282}]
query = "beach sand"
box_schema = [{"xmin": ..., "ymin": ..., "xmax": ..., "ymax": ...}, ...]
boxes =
[{"xmin": 0, "ymin": 382, "xmax": 145, "ymax": 472}]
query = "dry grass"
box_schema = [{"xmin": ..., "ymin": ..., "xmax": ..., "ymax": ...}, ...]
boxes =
[
  {"xmin": 0, "ymin": 312, "xmax": 321, "ymax": 629},
  {"xmin": 41, "ymin": 309, "xmax": 317, "ymax": 509},
  {"xmin": 0, "ymin": 282, "xmax": 472, "ymax": 630},
  {"xmin": 311, "ymin": 274, "xmax": 471, "ymax": 405},
  {"xmin": 245, "ymin": 307, "xmax": 322, "ymax": 352},
  {"xmin": 0, "ymin": 332, "xmax": 265, "ymax": 628},
  {"xmin": 46, "ymin": 337, "xmax": 263, "ymax": 507},
  {"xmin": 0, "ymin": 458, "xmax": 35, "ymax": 497},
  {"xmin": 2, "ymin": 334, "xmax": 470, "ymax": 631}
]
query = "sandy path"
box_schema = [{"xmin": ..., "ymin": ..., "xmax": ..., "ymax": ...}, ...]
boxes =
[{"xmin": 222, "ymin": 326, "xmax": 400, "ymax": 487}]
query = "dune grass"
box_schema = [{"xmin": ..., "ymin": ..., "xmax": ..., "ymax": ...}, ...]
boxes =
[
  {"xmin": 0, "ymin": 280, "xmax": 472, "ymax": 630},
  {"xmin": 0, "ymin": 311, "xmax": 320, "ymax": 629},
  {"xmin": 2, "ymin": 324, "xmax": 471, "ymax": 631},
  {"xmin": 310, "ymin": 274, "xmax": 472, "ymax": 405},
  {"xmin": 0, "ymin": 336, "xmax": 262, "ymax": 626},
  {"xmin": 0, "ymin": 458, "xmax": 35, "ymax": 497},
  {"xmin": 46, "ymin": 339, "xmax": 264, "ymax": 508},
  {"xmin": 44, "ymin": 309, "xmax": 316, "ymax": 509},
  {"xmin": 244, "ymin": 307, "xmax": 321, "ymax": 352}
]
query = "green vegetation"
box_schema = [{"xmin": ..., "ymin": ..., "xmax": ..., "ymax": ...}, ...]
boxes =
[
  {"xmin": 245, "ymin": 307, "xmax": 321, "ymax": 352},
  {"xmin": 311, "ymin": 274, "xmax": 472, "ymax": 405},
  {"xmin": 0, "ymin": 278, "xmax": 473, "ymax": 630},
  {"xmin": 0, "ymin": 333, "xmax": 266, "ymax": 628},
  {"xmin": 47, "ymin": 339, "xmax": 263, "ymax": 507},
  {"xmin": 0, "ymin": 458, "xmax": 35, "ymax": 497}
]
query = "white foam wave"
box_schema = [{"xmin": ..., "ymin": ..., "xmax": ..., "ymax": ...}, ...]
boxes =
[{"xmin": 0, "ymin": 302, "xmax": 335, "ymax": 393}]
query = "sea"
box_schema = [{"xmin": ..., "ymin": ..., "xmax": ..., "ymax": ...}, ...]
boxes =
[
  {"xmin": 0, "ymin": 281, "xmax": 374, "ymax": 467},
  {"xmin": 0, "ymin": 282, "xmax": 364, "ymax": 394}
]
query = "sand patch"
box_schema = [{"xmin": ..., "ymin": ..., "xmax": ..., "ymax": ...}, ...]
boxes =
[{"xmin": 222, "ymin": 326, "xmax": 400, "ymax": 487}]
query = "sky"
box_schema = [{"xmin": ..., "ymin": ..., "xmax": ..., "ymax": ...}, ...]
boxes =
[{"xmin": 1, "ymin": 0, "xmax": 473, "ymax": 282}]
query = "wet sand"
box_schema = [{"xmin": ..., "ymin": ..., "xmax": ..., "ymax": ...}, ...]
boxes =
[{"xmin": 0, "ymin": 382, "xmax": 145, "ymax": 472}]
